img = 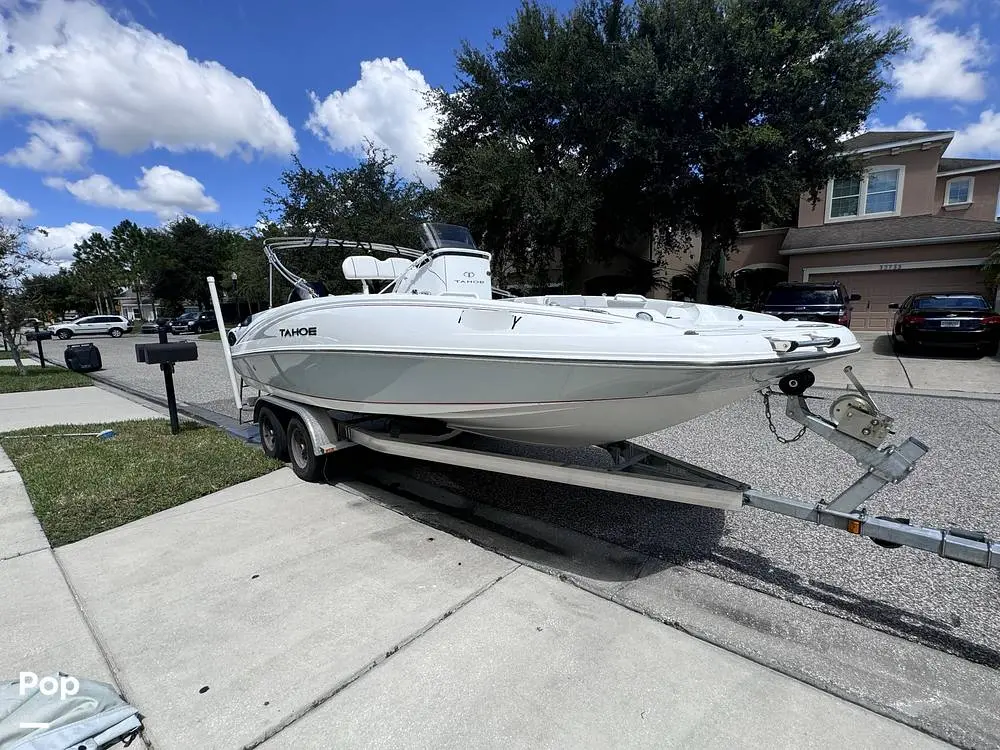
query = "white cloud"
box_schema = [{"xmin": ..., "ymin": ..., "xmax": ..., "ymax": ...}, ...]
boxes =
[
  {"xmin": 2, "ymin": 120, "xmax": 91, "ymax": 171},
  {"xmin": 0, "ymin": 0, "xmax": 297, "ymax": 159},
  {"xmin": 306, "ymin": 57, "xmax": 440, "ymax": 185},
  {"xmin": 868, "ymin": 113, "xmax": 929, "ymax": 131},
  {"xmin": 929, "ymin": 0, "xmax": 962, "ymax": 15},
  {"xmin": 46, "ymin": 165, "xmax": 220, "ymax": 220},
  {"xmin": 950, "ymin": 110, "xmax": 1000, "ymax": 156},
  {"xmin": 0, "ymin": 188, "xmax": 34, "ymax": 219},
  {"xmin": 27, "ymin": 221, "xmax": 107, "ymax": 265},
  {"xmin": 892, "ymin": 16, "xmax": 988, "ymax": 101}
]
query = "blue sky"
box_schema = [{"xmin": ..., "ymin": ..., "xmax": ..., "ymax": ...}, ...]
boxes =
[{"xmin": 1, "ymin": 0, "xmax": 999, "ymax": 265}]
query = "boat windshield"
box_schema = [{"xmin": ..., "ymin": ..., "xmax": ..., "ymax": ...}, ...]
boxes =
[{"xmin": 419, "ymin": 222, "xmax": 478, "ymax": 251}]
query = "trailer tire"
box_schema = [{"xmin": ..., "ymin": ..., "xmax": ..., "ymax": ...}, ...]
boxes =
[
  {"xmin": 286, "ymin": 416, "xmax": 325, "ymax": 482},
  {"xmin": 258, "ymin": 407, "xmax": 287, "ymax": 461}
]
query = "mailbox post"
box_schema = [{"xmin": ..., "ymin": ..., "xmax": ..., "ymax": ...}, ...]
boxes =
[
  {"xmin": 25, "ymin": 322, "xmax": 52, "ymax": 367},
  {"xmin": 135, "ymin": 323, "xmax": 198, "ymax": 435}
]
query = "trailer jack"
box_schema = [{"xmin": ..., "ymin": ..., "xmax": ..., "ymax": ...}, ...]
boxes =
[{"xmin": 747, "ymin": 365, "xmax": 1000, "ymax": 569}]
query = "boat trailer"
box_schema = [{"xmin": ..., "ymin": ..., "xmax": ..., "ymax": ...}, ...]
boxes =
[
  {"xmin": 237, "ymin": 370, "xmax": 998, "ymax": 572},
  {"xmin": 204, "ymin": 278, "xmax": 999, "ymax": 571}
]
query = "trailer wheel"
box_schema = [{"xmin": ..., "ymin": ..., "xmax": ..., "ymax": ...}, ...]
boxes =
[
  {"xmin": 286, "ymin": 416, "xmax": 326, "ymax": 482},
  {"xmin": 258, "ymin": 407, "xmax": 287, "ymax": 461}
]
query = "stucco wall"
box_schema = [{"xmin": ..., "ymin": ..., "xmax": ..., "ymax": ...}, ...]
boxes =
[
  {"xmin": 729, "ymin": 229, "xmax": 787, "ymax": 270},
  {"xmin": 933, "ymin": 169, "xmax": 1000, "ymax": 222},
  {"xmin": 797, "ymin": 145, "xmax": 947, "ymax": 228},
  {"xmin": 787, "ymin": 240, "xmax": 995, "ymax": 281}
]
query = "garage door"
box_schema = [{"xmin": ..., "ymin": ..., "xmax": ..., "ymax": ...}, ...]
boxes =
[{"xmin": 808, "ymin": 268, "xmax": 988, "ymax": 331}]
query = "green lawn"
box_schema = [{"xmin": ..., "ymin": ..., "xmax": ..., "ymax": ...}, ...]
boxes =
[
  {"xmin": 1, "ymin": 419, "xmax": 282, "ymax": 546},
  {"xmin": 0, "ymin": 367, "xmax": 93, "ymax": 393},
  {"xmin": 0, "ymin": 349, "xmax": 12, "ymax": 359},
  {"xmin": 198, "ymin": 331, "xmax": 222, "ymax": 341}
]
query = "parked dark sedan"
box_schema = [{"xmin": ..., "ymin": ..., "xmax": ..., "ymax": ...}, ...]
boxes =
[
  {"xmin": 760, "ymin": 281, "xmax": 861, "ymax": 326},
  {"xmin": 890, "ymin": 292, "xmax": 1000, "ymax": 356},
  {"xmin": 169, "ymin": 311, "xmax": 219, "ymax": 335}
]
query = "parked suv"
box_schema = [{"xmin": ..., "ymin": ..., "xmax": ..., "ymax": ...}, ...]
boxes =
[
  {"xmin": 760, "ymin": 282, "xmax": 861, "ymax": 327},
  {"xmin": 48, "ymin": 315, "xmax": 132, "ymax": 339},
  {"xmin": 169, "ymin": 311, "xmax": 219, "ymax": 335}
]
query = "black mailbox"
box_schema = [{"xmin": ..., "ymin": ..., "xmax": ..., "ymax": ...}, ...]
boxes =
[
  {"xmin": 137, "ymin": 327, "xmax": 199, "ymax": 435},
  {"xmin": 25, "ymin": 330, "xmax": 52, "ymax": 342},
  {"xmin": 135, "ymin": 341, "xmax": 198, "ymax": 365}
]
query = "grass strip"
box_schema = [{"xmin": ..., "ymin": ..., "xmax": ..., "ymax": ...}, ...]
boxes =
[{"xmin": 1, "ymin": 418, "xmax": 282, "ymax": 545}]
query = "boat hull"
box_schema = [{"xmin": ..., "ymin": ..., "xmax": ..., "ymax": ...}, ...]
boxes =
[
  {"xmin": 229, "ymin": 293, "xmax": 859, "ymax": 446},
  {"xmin": 231, "ymin": 347, "xmax": 853, "ymax": 446}
]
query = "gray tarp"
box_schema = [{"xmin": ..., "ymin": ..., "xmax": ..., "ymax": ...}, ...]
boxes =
[{"xmin": 0, "ymin": 673, "xmax": 142, "ymax": 750}]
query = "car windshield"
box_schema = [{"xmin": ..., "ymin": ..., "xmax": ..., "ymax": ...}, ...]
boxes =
[
  {"xmin": 765, "ymin": 288, "xmax": 841, "ymax": 305},
  {"xmin": 912, "ymin": 295, "xmax": 988, "ymax": 310},
  {"xmin": 177, "ymin": 312, "xmax": 197, "ymax": 320}
]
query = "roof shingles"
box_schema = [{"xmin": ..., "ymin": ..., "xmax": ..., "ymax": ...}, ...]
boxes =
[
  {"xmin": 840, "ymin": 131, "xmax": 952, "ymax": 151},
  {"xmin": 781, "ymin": 215, "xmax": 1000, "ymax": 253}
]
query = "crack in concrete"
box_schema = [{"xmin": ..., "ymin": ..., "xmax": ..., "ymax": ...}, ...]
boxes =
[
  {"xmin": 243, "ymin": 568, "xmax": 520, "ymax": 750},
  {"xmin": 50, "ymin": 550, "xmax": 153, "ymax": 749}
]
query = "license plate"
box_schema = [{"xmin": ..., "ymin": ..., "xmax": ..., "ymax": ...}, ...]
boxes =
[{"xmin": 940, "ymin": 320, "xmax": 961, "ymax": 328}]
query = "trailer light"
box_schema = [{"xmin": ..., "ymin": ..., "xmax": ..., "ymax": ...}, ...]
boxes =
[{"xmin": 846, "ymin": 519, "xmax": 862, "ymax": 535}]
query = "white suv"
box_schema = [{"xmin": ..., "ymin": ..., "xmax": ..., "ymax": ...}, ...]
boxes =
[{"xmin": 49, "ymin": 315, "xmax": 132, "ymax": 339}]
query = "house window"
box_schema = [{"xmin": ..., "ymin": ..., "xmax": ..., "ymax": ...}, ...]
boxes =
[
  {"xmin": 830, "ymin": 177, "xmax": 861, "ymax": 218},
  {"xmin": 945, "ymin": 176, "xmax": 973, "ymax": 206},
  {"xmin": 826, "ymin": 167, "xmax": 903, "ymax": 221}
]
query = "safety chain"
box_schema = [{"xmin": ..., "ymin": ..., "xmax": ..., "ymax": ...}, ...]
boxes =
[{"xmin": 762, "ymin": 388, "xmax": 806, "ymax": 444}]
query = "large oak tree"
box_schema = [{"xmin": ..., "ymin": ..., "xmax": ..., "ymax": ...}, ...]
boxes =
[{"xmin": 429, "ymin": 0, "xmax": 905, "ymax": 301}]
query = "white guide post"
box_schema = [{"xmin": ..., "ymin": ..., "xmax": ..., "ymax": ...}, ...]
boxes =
[{"xmin": 206, "ymin": 276, "xmax": 243, "ymax": 413}]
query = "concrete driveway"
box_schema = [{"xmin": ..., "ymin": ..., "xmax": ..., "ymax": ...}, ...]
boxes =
[{"xmin": 812, "ymin": 332, "xmax": 1000, "ymax": 395}]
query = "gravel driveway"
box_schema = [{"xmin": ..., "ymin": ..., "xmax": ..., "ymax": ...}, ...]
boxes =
[{"xmin": 45, "ymin": 333, "xmax": 1000, "ymax": 667}]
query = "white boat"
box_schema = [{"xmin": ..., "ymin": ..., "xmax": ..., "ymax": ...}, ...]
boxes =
[{"xmin": 226, "ymin": 223, "xmax": 860, "ymax": 446}]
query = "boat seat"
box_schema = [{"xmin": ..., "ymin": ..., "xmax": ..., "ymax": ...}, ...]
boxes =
[{"xmin": 343, "ymin": 255, "xmax": 412, "ymax": 281}]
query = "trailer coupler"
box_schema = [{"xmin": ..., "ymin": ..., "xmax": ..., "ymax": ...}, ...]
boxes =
[{"xmin": 753, "ymin": 366, "xmax": 1000, "ymax": 569}]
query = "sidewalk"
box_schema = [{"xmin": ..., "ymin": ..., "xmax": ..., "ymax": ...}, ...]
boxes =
[
  {"xmin": 0, "ymin": 384, "xmax": 959, "ymax": 748},
  {"xmin": 0, "ymin": 384, "xmax": 164, "ymax": 747}
]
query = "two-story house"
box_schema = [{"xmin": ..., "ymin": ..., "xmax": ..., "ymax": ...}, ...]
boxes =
[{"xmin": 726, "ymin": 130, "xmax": 1000, "ymax": 330}]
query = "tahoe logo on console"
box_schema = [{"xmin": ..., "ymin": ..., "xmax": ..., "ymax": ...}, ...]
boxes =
[
  {"xmin": 454, "ymin": 271, "xmax": 486, "ymax": 285},
  {"xmin": 279, "ymin": 326, "xmax": 317, "ymax": 337}
]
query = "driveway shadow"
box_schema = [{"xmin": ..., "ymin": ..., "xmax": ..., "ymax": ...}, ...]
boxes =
[
  {"xmin": 873, "ymin": 333, "xmax": 989, "ymax": 361},
  {"xmin": 708, "ymin": 545, "xmax": 1000, "ymax": 668}
]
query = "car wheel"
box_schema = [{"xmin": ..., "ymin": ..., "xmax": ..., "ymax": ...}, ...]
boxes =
[
  {"xmin": 891, "ymin": 338, "xmax": 908, "ymax": 355},
  {"xmin": 56, "ymin": 329, "xmax": 72, "ymax": 340},
  {"xmin": 979, "ymin": 341, "xmax": 999, "ymax": 357},
  {"xmin": 108, "ymin": 327, "xmax": 124, "ymax": 338},
  {"xmin": 286, "ymin": 416, "xmax": 326, "ymax": 482},
  {"xmin": 191, "ymin": 324, "xmax": 201, "ymax": 334},
  {"xmin": 258, "ymin": 407, "xmax": 288, "ymax": 461}
]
